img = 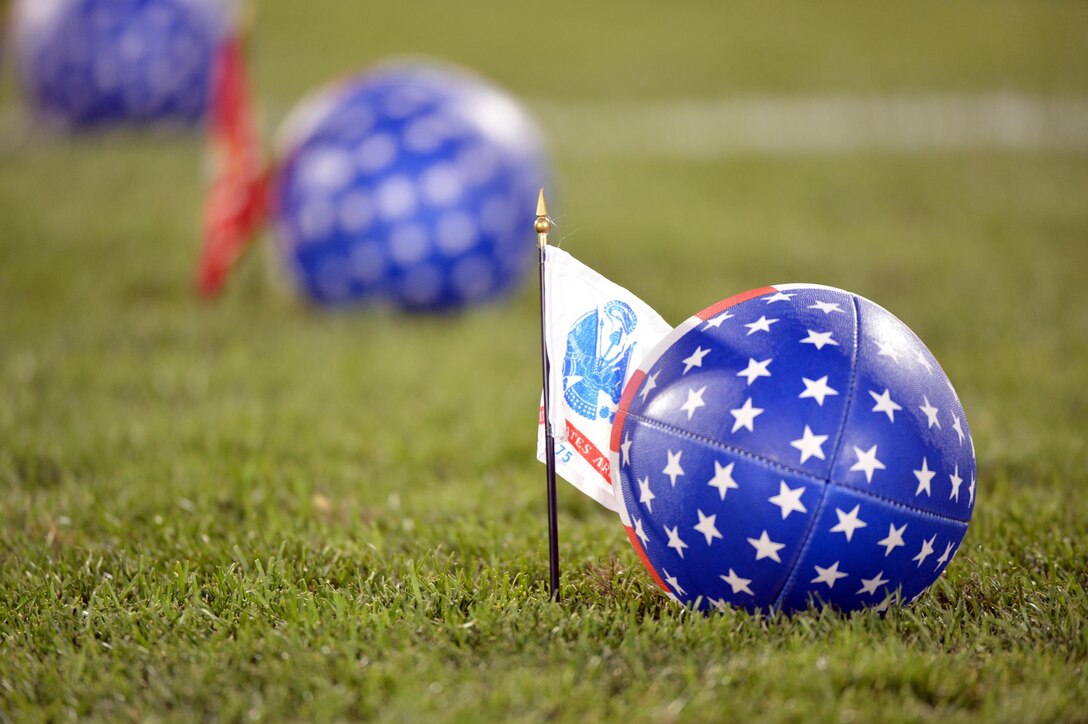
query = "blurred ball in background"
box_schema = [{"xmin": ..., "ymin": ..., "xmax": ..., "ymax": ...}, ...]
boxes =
[
  {"xmin": 272, "ymin": 60, "xmax": 550, "ymax": 311},
  {"xmin": 12, "ymin": 0, "xmax": 236, "ymax": 129}
]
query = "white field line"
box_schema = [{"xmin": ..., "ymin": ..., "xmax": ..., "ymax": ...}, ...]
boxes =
[
  {"xmin": 2, "ymin": 93, "xmax": 1086, "ymax": 156},
  {"xmin": 530, "ymin": 94, "xmax": 1088, "ymax": 156}
]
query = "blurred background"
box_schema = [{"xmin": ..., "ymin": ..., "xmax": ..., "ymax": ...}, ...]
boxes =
[
  {"xmin": 3, "ymin": 0, "xmax": 1084, "ymax": 470},
  {"xmin": 0, "ymin": 0, "xmax": 1086, "ymax": 716},
  {"xmin": 2, "ymin": 0, "xmax": 1087, "ymax": 555},
  {"xmin": 2, "ymin": 0, "xmax": 1087, "ymax": 582}
]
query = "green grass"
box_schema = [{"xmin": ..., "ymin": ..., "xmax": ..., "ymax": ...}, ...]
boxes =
[{"xmin": 2, "ymin": 1, "xmax": 1088, "ymax": 720}]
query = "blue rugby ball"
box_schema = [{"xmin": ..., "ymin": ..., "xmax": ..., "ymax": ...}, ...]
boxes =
[
  {"xmin": 13, "ymin": 0, "xmax": 234, "ymax": 129},
  {"xmin": 611, "ymin": 284, "xmax": 976, "ymax": 614},
  {"xmin": 272, "ymin": 60, "xmax": 550, "ymax": 311}
]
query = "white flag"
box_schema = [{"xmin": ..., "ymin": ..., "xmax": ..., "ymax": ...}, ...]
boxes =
[{"xmin": 537, "ymin": 246, "xmax": 672, "ymax": 511}]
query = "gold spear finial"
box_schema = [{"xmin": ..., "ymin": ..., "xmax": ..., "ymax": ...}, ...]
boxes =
[{"xmin": 534, "ymin": 188, "xmax": 551, "ymax": 248}]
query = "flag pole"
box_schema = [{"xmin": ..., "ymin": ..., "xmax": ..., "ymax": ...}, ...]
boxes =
[{"xmin": 536, "ymin": 188, "xmax": 561, "ymax": 601}]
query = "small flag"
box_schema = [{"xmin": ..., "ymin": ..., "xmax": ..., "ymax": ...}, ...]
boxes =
[
  {"xmin": 196, "ymin": 26, "xmax": 269, "ymax": 297},
  {"xmin": 537, "ymin": 246, "xmax": 672, "ymax": 511}
]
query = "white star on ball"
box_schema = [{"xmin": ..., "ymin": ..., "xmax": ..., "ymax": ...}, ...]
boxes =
[
  {"xmin": 663, "ymin": 450, "xmax": 685, "ymax": 487},
  {"xmin": 703, "ymin": 311, "xmax": 733, "ymax": 329},
  {"xmin": 744, "ymin": 316, "xmax": 779, "ymax": 335},
  {"xmin": 736, "ymin": 357, "xmax": 773, "ymax": 386},
  {"xmin": 720, "ymin": 568, "xmax": 754, "ymax": 595},
  {"xmin": 799, "ymin": 376, "xmax": 839, "ymax": 406},
  {"xmin": 729, "ymin": 397, "xmax": 764, "ymax": 433},
  {"xmin": 850, "ymin": 444, "xmax": 886, "ymax": 483},
  {"xmin": 638, "ymin": 475, "xmax": 655, "ymax": 512},
  {"xmin": 790, "ymin": 426, "xmax": 829, "ymax": 463},
  {"xmin": 856, "ymin": 570, "xmax": 889, "ymax": 596},
  {"xmin": 768, "ymin": 480, "xmax": 807, "ymax": 519},
  {"xmin": 877, "ymin": 523, "xmax": 907, "ymax": 556},
  {"xmin": 913, "ymin": 457, "xmax": 936, "ymax": 497},
  {"xmin": 949, "ymin": 464, "xmax": 963, "ymax": 501},
  {"xmin": 800, "ymin": 329, "xmax": 839, "ymax": 350},
  {"xmin": 912, "ymin": 535, "xmax": 936, "ymax": 567},
  {"xmin": 919, "ymin": 396, "xmax": 941, "ymax": 429},
  {"xmin": 664, "ymin": 524, "xmax": 689, "ymax": 558},
  {"xmin": 639, "ymin": 371, "xmax": 659, "ymax": 402},
  {"xmin": 693, "ymin": 510, "xmax": 723, "ymax": 546},
  {"xmin": 662, "ymin": 569, "xmax": 686, "ymax": 596},
  {"xmin": 809, "ymin": 300, "xmax": 845, "ymax": 314},
  {"xmin": 748, "ymin": 530, "xmax": 785, "ymax": 563},
  {"xmin": 869, "ymin": 388, "xmax": 903, "ymax": 422},
  {"xmin": 811, "ymin": 561, "xmax": 848, "ymax": 588},
  {"xmin": 707, "ymin": 461, "xmax": 739, "ymax": 500},
  {"xmin": 681, "ymin": 346, "xmax": 711, "ymax": 374},
  {"xmin": 829, "ymin": 504, "xmax": 868, "ymax": 542},
  {"xmin": 679, "ymin": 386, "xmax": 707, "ymax": 420}
]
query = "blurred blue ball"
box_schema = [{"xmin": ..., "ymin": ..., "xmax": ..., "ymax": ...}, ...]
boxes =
[
  {"xmin": 13, "ymin": 0, "xmax": 233, "ymax": 129},
  {"xmin": 613, "ymin": 285, "xmax": 976, "ymax": 614},
  {"xmin": 273, "ymin": 61, "xmax": 550, "ymax": 311}
]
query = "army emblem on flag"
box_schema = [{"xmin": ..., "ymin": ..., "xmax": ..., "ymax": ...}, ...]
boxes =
[
  {"xmin": 536, "ymin": 247, "xmax": 671, "ymax": 512},
  {"xmin": 562, "ymin": 300, "xmax": 638, "ymax": 424}
]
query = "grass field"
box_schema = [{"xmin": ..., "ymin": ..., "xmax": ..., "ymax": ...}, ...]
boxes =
[{"xmin": 2, "ymin": 1, "xmax": 1088, "ymax": 720}]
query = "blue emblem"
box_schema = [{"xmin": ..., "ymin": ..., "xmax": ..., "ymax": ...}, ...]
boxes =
[{"xmin": 563, "ymin": 300, "xmax": 638, "ymax": 422}]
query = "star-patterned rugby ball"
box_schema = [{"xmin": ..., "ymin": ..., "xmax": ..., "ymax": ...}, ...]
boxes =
[
  {"xmin": 13, "ymin": 0, "xmax": 234, "ymax": 129},
  {"xmin": 272, "ymin": 60, "xmax": 549, "ymax": 310},
  {"xmin": 610, "ymin": 284, "xmax": 976, "ymax": 614}
]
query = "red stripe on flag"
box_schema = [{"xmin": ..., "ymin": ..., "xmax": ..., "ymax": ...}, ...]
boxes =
[
  {"xmin": 624, "ymin": 526, "xmax": 669, "ymax": 592},
  {"xmin": 610, "ymin": 369, "xmax": 646, "ymax": 452},
  {"xmin": 197, "ymin": 35, "xmax": 269, "ymax": 297},
  {"xmin": 565, "ymin": 420, "xmax": 611, "ymax": 484},
  {"xmin": 539, "ymin": 409, "xmax": 613, "ymax": 484},
  {"xmin": 696, "ymin": 286, "xmax": 776, "ymax": 321}
]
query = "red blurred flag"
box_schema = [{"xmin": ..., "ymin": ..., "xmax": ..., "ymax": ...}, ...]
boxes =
[{"xmin": 196, "ymin": 32, "xmax": 269, "ymax": 297}]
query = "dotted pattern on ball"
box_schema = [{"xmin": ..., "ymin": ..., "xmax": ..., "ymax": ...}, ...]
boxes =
[
  {"xmin": 15, "ymin": 0, "xmax": 229, "ymax": 128},
  {"xmin": 614, "ymin": 285, "xmax": 976, "ymax": 614},
  {"xmin": 273, "ymin": 63, "xmax": 549, "ymax": 310}
]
